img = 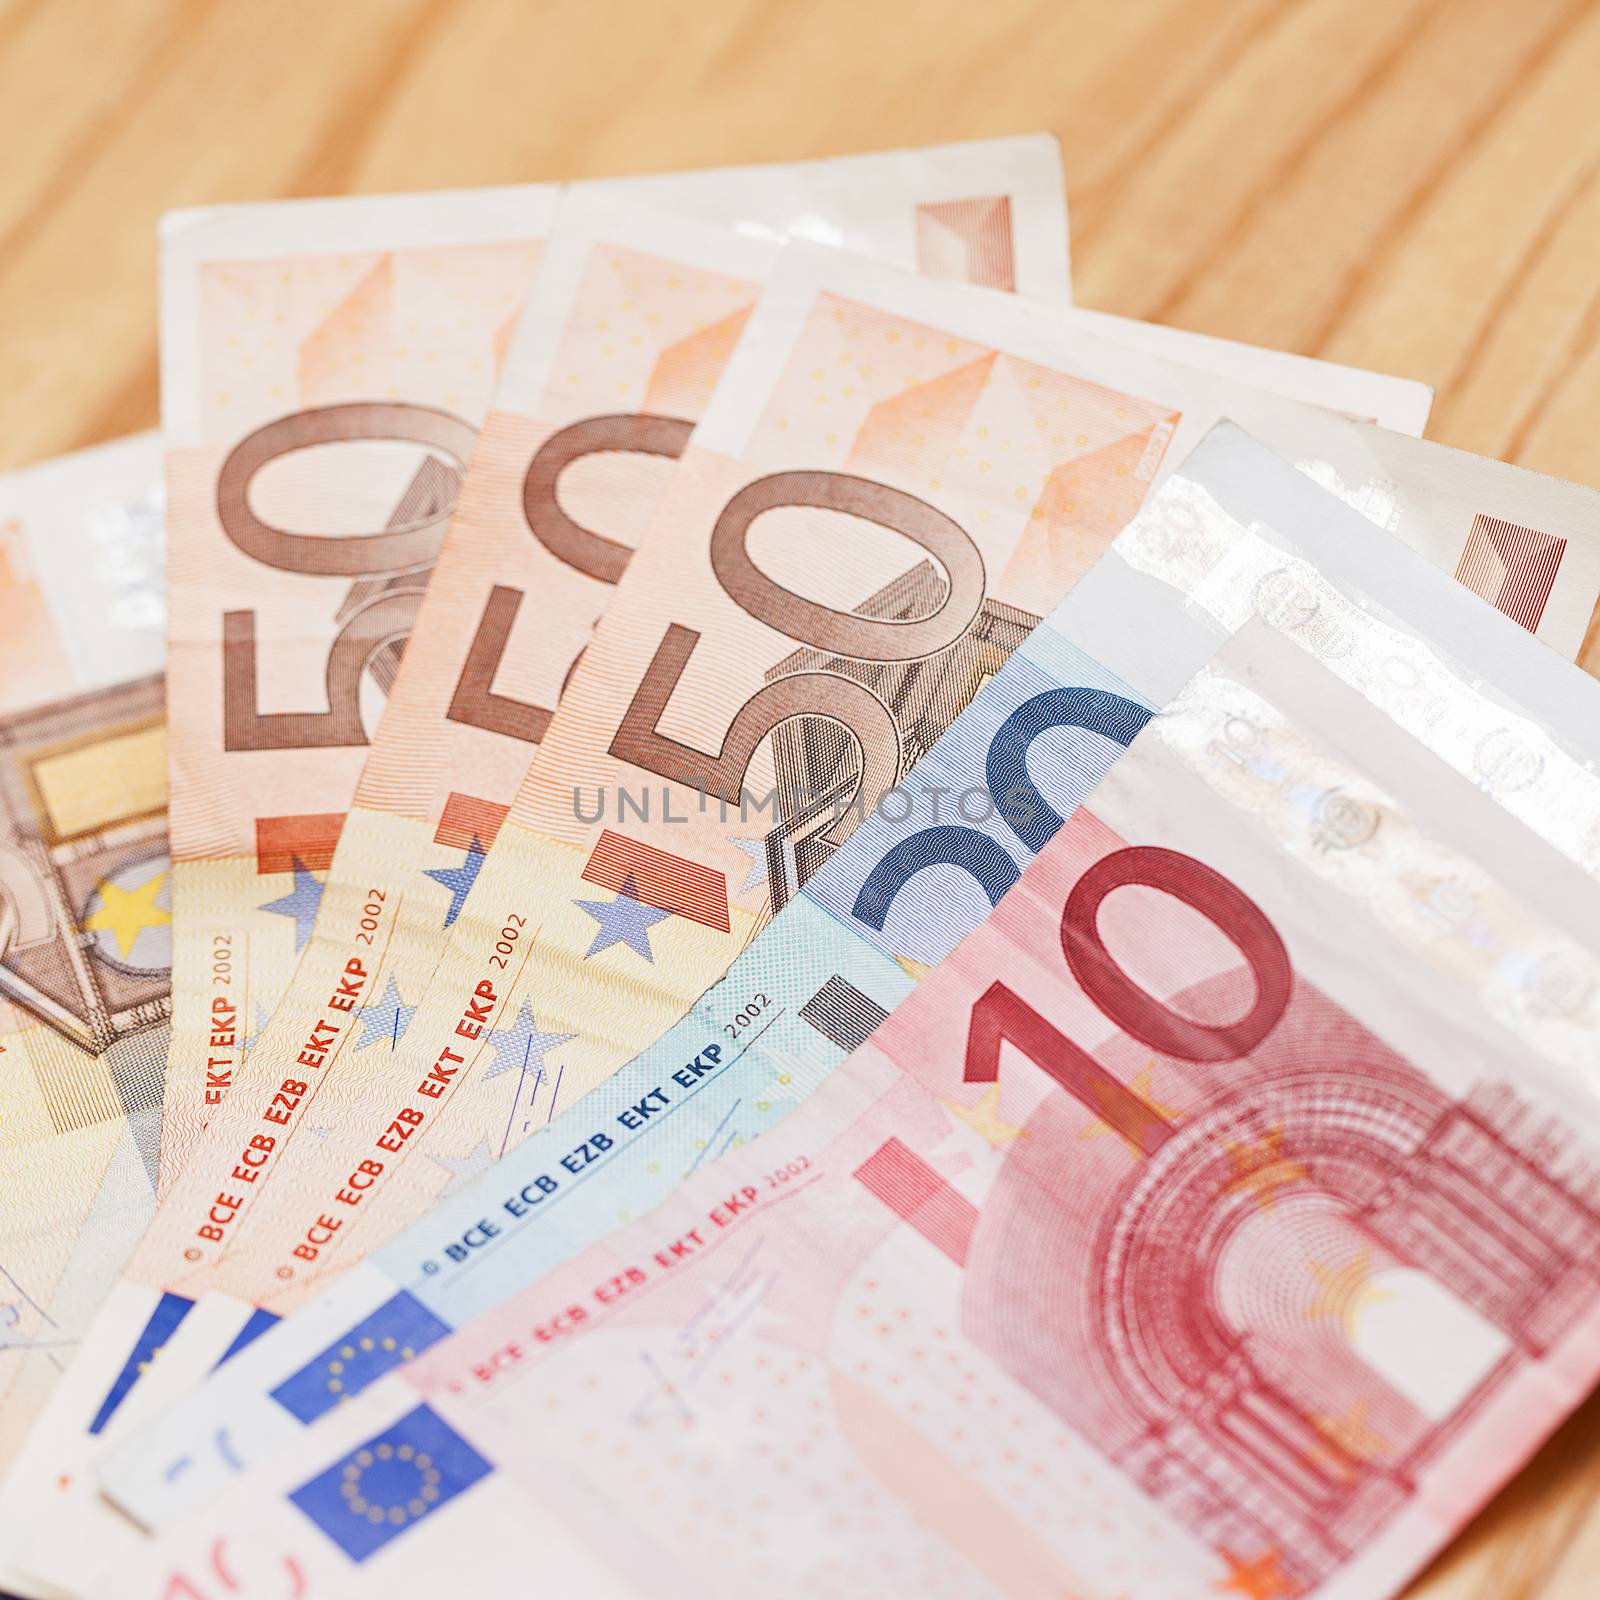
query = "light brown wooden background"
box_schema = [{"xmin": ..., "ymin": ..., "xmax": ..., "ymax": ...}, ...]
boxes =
[{"xmin": 3, "ymin": 0, "xmax": 1597, "ymax": 1593}]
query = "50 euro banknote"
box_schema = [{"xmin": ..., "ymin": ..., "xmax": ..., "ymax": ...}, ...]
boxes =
[
  {"xmin": 96, "ymin": 615, "xmax": 1600, "ymax": 1600},
  {"xmin": 157, "ymin": 134, "xmax": 1073, "ymax": 1197},
  {"xmin": 0, "ymin": 436, "xmax": 167, "ymax": 1560},
  {"xmin": 93, "ymin": 424, "xmax": 1600, "ymax": 1552}
]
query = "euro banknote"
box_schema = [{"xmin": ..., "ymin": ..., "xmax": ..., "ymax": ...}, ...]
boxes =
[
  {"xmin": 157, "ymin": 134, "xmax": 1073, "ymax": 1197},
  {"xmin": 28, "ymin": 267, "xmax": 1591, "ymax": 1588},
  {"xmin": 186, "ymin": 246, "xmax": 1588, "ymax": 1315},
  {"xmin": 0, "ymin": 434, "xmax": 166, "ymax": 1591},
  {"xmin": 93, "ymin": 423, "xmax": 1600, "ymax": 1550},
  {"xmin": 44, "ymin": 239, "xmax": 1455, "ymax": 1519},
  {"xmin": 54, "ymin": 240, "xmax": 1596, "ymax": 1571},
  {"xmin": 94, "ymin": 617, "xmax": 1600, "ymax": 1600}
]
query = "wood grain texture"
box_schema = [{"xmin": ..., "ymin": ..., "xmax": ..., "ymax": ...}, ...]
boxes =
[{"xmin": 0, "ymin": 1, "xmax": 1595, "ymax": 1591}]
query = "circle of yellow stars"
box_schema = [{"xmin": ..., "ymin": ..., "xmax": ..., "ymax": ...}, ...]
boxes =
[
  {"xmin": 325, "ymin": 1333, "xmax": 416, "ymax": 1400},
  {"xmin": 339, "ymin": 1441, "xmax": 441, "ymax": 1526}
]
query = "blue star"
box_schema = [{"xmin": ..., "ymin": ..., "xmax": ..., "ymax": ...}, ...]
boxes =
[
  {"xmin": 431, "ymin": 1137, "xmax": 497, "ymax": 1197},
  {"xmin": 483, "ymin": 999, "xmax": 574, "ymax": 1082},
  {"xmin": 260, "ymin": 858, "xmax": 324, "ymax": 951},
  {"xmin": 243, "ymin": 1005, "xmax": 272, "ymax": 1053},
  {"xmin": 355, "ymin": 976, "xmax": 417, "ymax": 1050},
  {"xmin": 424, "ymin": 837, "xmax": 486, "ymax": 929},
  {"xmin": 573, "ymin": 872, "xmax": 671, "ymax": 964},
  {"xmin": 729, "ymin": 835, "xmax": 770, "ymax": 895}
]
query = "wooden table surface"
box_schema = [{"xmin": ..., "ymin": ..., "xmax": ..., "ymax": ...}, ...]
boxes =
[{"xmin": 3, "ymin": 1, "xmax": 1598, "ymax": 1593}]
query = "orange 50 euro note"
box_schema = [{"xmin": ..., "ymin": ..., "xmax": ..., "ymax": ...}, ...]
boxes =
[
  {"xmin": 156, "ymin": 136, "xmax": 1072, "ymax": 1199},
  {"xmin": 0, "ymin": 434, "xmax": 167, "ymax": 1590},
  {"xmin": 99, "ymin": 615, "xmax": 1600, "ymax": 1600}
]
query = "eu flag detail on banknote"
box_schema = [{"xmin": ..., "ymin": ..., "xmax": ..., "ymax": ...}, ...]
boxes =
[
  {"xmin": 87, "ymin": 1292, "xmax": 193, "ymax": 1435},
  {"xmin": 288, "ymin": 1404, "xmax": 491, "ymax": 1561},
  {"xmin": 272, "ymin": 1295, "xmax": 453, "ymax": 1427}
]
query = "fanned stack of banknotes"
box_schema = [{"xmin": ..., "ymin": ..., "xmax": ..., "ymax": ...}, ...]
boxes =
[{"xmin": 2, "ymin": 133, "xmax": 1600, "ymax": 1600}]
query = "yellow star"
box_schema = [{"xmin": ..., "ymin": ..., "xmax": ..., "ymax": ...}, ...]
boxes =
[
  {"xmin": 1305, "ymin": 1249, "xmax": 1394, "ymax": 1338},
  {"xmin": 942, "ymin": 1082, "xmax": 1026, "ymax": 1146},
  {"xmin": 1215, "ymin": 1546, "xmax": 1301, "ymax": 1599},
  {"xmin": 1078, "ymin": 1060, "xmax": 1181, "ymax": 1155},
  {"xmin": 892, "ymin": 953, "xmax": 931, "ymax": 984},
  {"xmin": 1306, "ymin": 1397, "xmax": 1390, "ymax": 1478},
  {"xmin": 84, "ymin": 868, "xmax": 171, "ymax": 959},
  {"xmin": 1220, "ymin": 1126, "xmax": 1307, "ymax": 1213}
]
